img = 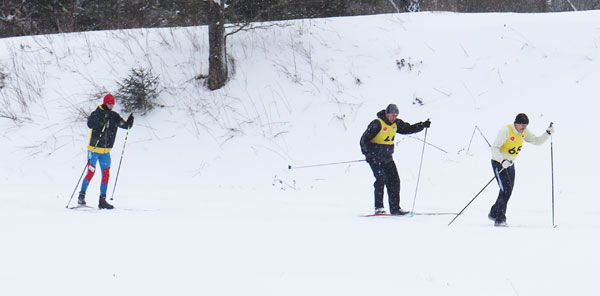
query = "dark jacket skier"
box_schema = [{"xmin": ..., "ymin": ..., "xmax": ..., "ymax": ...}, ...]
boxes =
[
  {"xmin": 77, "ymin": 94, "xmax": 134, "ymax": 209},
  {"xmin": 87, "ymin": 102, "xmax": 129, "ymax": 153},
  {"xmin": 360, "ymin": 104, "xmax": 430, "ymax": 215}
]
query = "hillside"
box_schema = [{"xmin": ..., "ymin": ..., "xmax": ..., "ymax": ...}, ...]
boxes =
[{"xmin": 1, "ymin": 11, "xmax": 599, "ymax": 296}]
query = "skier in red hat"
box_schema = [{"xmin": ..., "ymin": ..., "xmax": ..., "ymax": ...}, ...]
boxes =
[{"xmin": 77, "ymin": 94, "xmax": 134, "ymax": 209}]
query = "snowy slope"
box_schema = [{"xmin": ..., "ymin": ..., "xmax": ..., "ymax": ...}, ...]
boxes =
[{"xmin": 1, "ymin": 11, "xmax": 599, "ymax": 296}]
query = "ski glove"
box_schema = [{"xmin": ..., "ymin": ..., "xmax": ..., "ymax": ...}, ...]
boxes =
[
  {"xmin": 127, "ymin": 113, "xmax": 134, "ymax": 129},
  {"xmin": 422, "ymin": 119, "xmax": 431, "ymax": 128},
  {"xmin": 501, "ymin": 160, "xmax": 513, "ymax": 169},
  {"xmin": 546, "ymin": 125, "xmax": 554, "ymax": 135}
]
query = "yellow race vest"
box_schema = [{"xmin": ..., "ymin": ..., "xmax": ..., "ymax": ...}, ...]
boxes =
[
  {"xmin": 500, "ymin": 124, "xmax": 525, "ymax": 156},
  {"xmin": 370, "ymin": 118, "xmax": 397, "ymax": 145}
]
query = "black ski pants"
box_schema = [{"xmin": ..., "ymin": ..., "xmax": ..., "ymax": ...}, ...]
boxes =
[
  {"xmin": 368, "ymin": 160, "xmax": 401, "ymax": 212},
  {"xmin": 489, "ymin": 160, "xmax": 516, "ymax": 222}
]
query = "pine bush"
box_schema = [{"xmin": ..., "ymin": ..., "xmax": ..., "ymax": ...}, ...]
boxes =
[{"xmin": 116, "ymin": 67, "xmax": 160, "ymax": 114}]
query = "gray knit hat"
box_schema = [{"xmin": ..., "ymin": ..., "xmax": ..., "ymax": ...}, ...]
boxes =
[{"xmin": 385, "ymin": 104, "xmax": 399, "ymax": 114}]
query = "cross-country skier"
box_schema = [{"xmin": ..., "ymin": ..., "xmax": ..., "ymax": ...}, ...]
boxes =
[
  {"xmin": 77, "ymin": 94, "xmax": 134, "ymax": 209},
  {"xmin": 489, "ymin": 113, "xmax": 554, "ymax": 226},
  {"xmin": 360, "ymin": 104, "xmax": 430, "ymax": 215}
]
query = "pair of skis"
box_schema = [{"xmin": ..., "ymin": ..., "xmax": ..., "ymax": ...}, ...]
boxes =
[
  {"xmin": 68, "ymin": 205, "xmax": 149, "ymax": 212},
  {"xmin": 362, "ymin": 212, "xmax": 511, "ymax": 227},
  {"xmin": 68, "ymin": 205, "xmax": 112, "ymax": 210},
  {"xmin": 361, "ymin": 212, "xmax": 457, "ymax": 217}
]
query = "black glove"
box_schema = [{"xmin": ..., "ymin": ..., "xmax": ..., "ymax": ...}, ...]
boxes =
[
  {"xmin": 546, "ymin": 123, "xmax": 554, "ymax": 135},
  {"xmin": 127, "ymin": 113, "xmax": 134, "ymax": 129},
  {"xmin": 422, "ymin": 119, "xmax": 431, "ymax": 128}
]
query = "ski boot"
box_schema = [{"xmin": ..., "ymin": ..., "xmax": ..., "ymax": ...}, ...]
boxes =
[
  {"xmin": 98, "ymin": 194, "xmax": 114, "ymax": 210},
  {"xmin": 494, "ymin": 218, "xmax": 507, "ymax": 227},
  {"xmin": 390, "ymin": 208, "xmax": 410, "ymax": 216},
  {"xmin": 374, "ymin": 208, "xmax": 386, "ymax": 215},
  {"xmin": 77, "ymin": 191, "xmax": 86, "ymax": 206}
]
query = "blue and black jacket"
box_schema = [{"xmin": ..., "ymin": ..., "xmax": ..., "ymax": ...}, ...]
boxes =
[{"xmin": 87, "ymin": 104, "xmax": 128, "ymax": 153}]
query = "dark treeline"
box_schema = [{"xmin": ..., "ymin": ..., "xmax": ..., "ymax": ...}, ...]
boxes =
[
  {"xmin": 2, "ymin": 0, "xmax": 404, "ymax": 37},
  {"xmin": 0, "ymin": 0, "xmax": 598, "ymax": 38}
]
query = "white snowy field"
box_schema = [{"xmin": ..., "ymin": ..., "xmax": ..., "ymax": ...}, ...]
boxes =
[{"xmin": 1, "ymin": 10, "xmax": 599, "ymax": 295}]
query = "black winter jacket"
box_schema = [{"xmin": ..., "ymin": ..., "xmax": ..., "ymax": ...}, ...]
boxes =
[
  {"xmin": 360, "ymin": 110, "xmax": 426, "ymax": 164},
  {"xmin": 87, "ymin": 104, "xmax": 128, "ymax": 153}
]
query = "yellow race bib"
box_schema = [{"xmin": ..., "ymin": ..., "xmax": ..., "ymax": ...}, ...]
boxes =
[
  {"xmin": 370, "ymin": 118, "xmax": 397, "ymax": 145},
  {"xmin": 500, "ymin": 124, "xmax": 525, "ymax": 156}
]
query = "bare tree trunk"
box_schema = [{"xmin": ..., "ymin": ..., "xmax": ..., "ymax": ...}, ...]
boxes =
[
  {"xmin": 207, "ymin": 1, "xmax": 227, "ymax": 90},
  {"xmin": 3, "ymin": 0, "xmax": 13, "ymax": 36},
  {"xmin": 538, "ymin": 0, "xmax": 549, "ymax": 11}
]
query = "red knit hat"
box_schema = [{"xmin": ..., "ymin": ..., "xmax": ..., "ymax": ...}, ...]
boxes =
[{"xmin": 103, "ymin": 94, "xmax": 115, "ymax": 105}]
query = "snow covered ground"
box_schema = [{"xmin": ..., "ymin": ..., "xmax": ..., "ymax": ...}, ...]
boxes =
[{"xmin": 1, "ymin": 10, "xmax": 599, "ymax": 296}]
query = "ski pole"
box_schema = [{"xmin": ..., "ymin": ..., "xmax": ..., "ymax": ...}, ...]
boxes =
[
  {"xmin": 288, "ymin": 159, "xmax": 365, "ymax": 170},
  {"xmin": 550, "ymin": 122, "xmax": 556, "ymax": 228},
  {"xmin": 448, "ymin": 167, "xmax": 505, "ymax": 226},
  {"xmin": 405, "ymin": 135, "xmax": 448, "ymax": 153},
  {"xmin": 410, "ymin": 127, "xmax": 428, "ymax": 215},
  {"xmin": 110, "ymin": 126, "xmax": 131, "ymax": 200},
  {"xmin": 65, "ymin": 164, "xmax": 89, "ymax": 208},
  {"xmin": 65, "ymin": 120, "xmax": 108, "ymax": 208}
]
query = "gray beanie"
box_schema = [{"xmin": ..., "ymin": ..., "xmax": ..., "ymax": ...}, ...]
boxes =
[{"xmin": 385, "ymin": 104, "xmax": 399, "ymax": 114}]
